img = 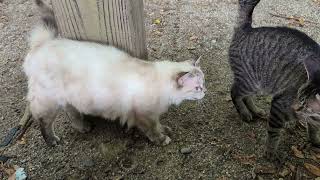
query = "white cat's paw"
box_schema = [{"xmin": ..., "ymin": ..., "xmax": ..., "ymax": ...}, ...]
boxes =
[{"xmin": 162, "ymin": 136, "xmax": 171, "ymax": 146}]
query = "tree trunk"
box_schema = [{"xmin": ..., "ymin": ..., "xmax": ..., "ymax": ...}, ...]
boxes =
[{"xmin": 51, "ymin": 0, "xmax": 147, "ymax": 59}]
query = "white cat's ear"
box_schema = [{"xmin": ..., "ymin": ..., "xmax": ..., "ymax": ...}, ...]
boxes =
[
  {"xmin": 193, "ymin": 56, "xmax": 201, "ymax": 67},
  {"xmin": 176, "ymin": 72, "xmax": 196, "ymax": 87},
  {"xmin": 186, "ymin": 56, "xmax": 201, "ymax": 67}
]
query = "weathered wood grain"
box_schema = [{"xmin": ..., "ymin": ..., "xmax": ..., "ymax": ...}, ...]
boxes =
[{"xmin": 51, "ymin": 0, "xmax": 147, "ymax": 59}]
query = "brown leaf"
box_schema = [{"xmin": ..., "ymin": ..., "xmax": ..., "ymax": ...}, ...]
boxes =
[
  {"xmin": 310, "ymin": 150, "xmax": 319, "ymax": 161},
  {"xmin": 189, "ymin": 35, "xmax": 198, "ymax": 41},
  {"xmin": 298, "ymin": 17, "xmax": 305, "ymax": 26},
  {"xmin": 287, "ymin": 163, "xmax": 296, "ymax": 172},
  {"xmin": 153, "ymin": 18, "xmax": 161, "ymax": 25},
  {"xmin": 304, "ymin": 163, "xmax": 320, "ymax": 176},
  {"xmin": 313, "ymin": 0, "xmax": 320, "ymax": 5},
  {"xmin": 0, "ymin": 164, "xmax": 16, "ymax": 180},
  {"xmin": 291, "ymin": 146, "xmax": 304, "ymax": 158},
  {"xmin": 279, "ymin": 167, "xmax": 290, "ymax": 177},
  {"xmin": 254, "ymin": 164, "xmax": 276, "ymax": 174},
  {"xmin": 311, "ymin": 147, "xmax": 320, "ymax": 161},
  {"xmin": 8, "ymin": 173, "xmax": 16, "ymax": 180},
  {"xmin": 217, "ymin": 176, "xmax": 228, "ymax": 180},
  {"xmin": 17, "ymin": 137, "xmax": 27, "ymax": 145},
  {"xmin": 247, "ymin": 131, "xmax": 256, "ymax": 140},
  {"xmin": 232, "ymin": 153, "xmax": 256, "ymax": 165}
]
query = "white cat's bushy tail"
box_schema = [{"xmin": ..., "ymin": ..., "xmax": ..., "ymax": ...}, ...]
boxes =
[{"xmin": 29, "ymin": 0, "xmax": 57, "ymax": 50}]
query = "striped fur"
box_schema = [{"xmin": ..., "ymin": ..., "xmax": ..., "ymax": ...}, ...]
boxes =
[{"xmin": 229, "ymin": 0, "xmax": 320, "ymax": 162}]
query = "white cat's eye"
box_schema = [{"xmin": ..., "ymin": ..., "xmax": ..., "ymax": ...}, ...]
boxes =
[{"xmin": 196, "ymin": 87, "xmax": 202, "ymax": 91}]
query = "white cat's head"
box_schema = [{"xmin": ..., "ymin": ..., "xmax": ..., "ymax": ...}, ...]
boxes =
[{"xmin": 172, "ymin": 57, "xmax": 206, "ymax": 104}]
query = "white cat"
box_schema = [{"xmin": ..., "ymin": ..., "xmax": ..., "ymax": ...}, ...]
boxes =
[{"xmin": 24, "ymin": 0, "xmax": 206, "ymax": 146}]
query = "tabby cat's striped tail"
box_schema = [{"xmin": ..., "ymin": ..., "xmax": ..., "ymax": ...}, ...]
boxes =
[{"xmin": 237, "ymin": 0, "xmax": 261, "ymax": 29}]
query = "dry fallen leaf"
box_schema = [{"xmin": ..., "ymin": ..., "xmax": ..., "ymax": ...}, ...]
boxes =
[
  {"xmin": 298, "ymin": 17, "xmax": 305, "ymax": 26},
  {"xmin": 254, "ymin": 164, "xmax": 277, "ymax": 174},
  {"xmin": 153, "ymin": 30, "xmax": 162, "ymax": 36},
  {"xmin": 153, "ymin": 18, "xmax": 161, "ymax": 25},
  {"xmin": 291, "ymin": 146, "xmax": 304, "ymax": 158},
  {"xmin": 189, "ymin": 35, "xmax": 198, "ymax": 41},
  {"xmin": 232, "ymin": 153, "xmax": 256, "ymax": 165},
  {"xmin": 17, "ymin": 137, "xmax": 27, "ymax": 145},
  {"xmin": 0, "ymin": 164, "xmax": 18, "ymax": 180},
  {"xmin": 287, "ymin": 163, "xmax": 296, "ymax": 172},
  {"xmin": 310, "ymin": 150, "xmax": 320, "ymax": 161},
  {"xmin": 313, "ymin": 0, "xmax": 320, "ymax": 5},
  {"xmin": 304, "ymin": 163, "xmax": 320, "ymax": 176},
  {"xmin": 279, "ymin": 167, "xmax": 290, "ymax": 177},
  {"xmin": 217, "ymin": 176, "xmax": 228, "ymax": 180}
]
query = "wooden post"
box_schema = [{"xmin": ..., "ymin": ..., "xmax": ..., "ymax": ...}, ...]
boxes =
[{"xmin": 51, "ymin": 0, "xmax": 147, "ymax": 59}]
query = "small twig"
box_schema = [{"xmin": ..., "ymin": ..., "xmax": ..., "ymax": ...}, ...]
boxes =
[{"xmin": 269, "ymin": 12, "xmax": 320, "ymax": 25}]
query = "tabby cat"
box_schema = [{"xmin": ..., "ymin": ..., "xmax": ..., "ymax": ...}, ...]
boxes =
[{"xmin": 229, "ymin": 0, "xmax": 320, "ymax": 162}]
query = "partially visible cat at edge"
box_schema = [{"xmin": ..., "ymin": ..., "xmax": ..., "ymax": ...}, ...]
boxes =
[
  {"xmin": 24, "ymin": 0, "xmax": 206, "ymax": 147},
  {"xmin": 229, "ymin": 0, "xmax": 320, "ymax": 162}
]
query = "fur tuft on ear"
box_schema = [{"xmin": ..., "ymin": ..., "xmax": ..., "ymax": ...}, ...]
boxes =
[
  {"xmin": 185, "ymin": 56, "xmax": 202, "ymax": 67},
  {"xmin": 193, "ymin": 56, "xmax": 201, "ymax": 67}
]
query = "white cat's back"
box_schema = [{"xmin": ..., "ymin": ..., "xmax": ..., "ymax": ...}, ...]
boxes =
[{"xmin": 24, "ymin": 39, "xmax": 154, "ymax": 117}]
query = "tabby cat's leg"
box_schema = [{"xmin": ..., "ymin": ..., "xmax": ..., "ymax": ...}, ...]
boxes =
[
  {"xmin": 65, "ymin": 104, "xmax": 92, "ymax": 133},
  {"xmin": 243, "ymin": 96, "xmax": 267, "ymax": 118},
  {"xmin": 231, "ymin": 83, "xmax": 253, "ymax": 122},
  {"xmin": 136, "ymin": 115, "xmax": 171, "ymax": 146},
  {"xmin": 307, "ymin": 119, "xmax": 320, "ymax": 147},
  {"xmin": 265, "ymin": 91, "xmax": 297, "ymax": 162}
]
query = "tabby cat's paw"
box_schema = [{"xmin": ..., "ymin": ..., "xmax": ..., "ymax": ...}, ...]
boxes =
[
  {"xmin": 240, "ymin": 110, "xmax": 253, "ymax": 122},
  {"xmin": 252, "ymin": 108, "xmax": 267, "ymax": 119},
  {"xmin": 307, "ymin": 121, "xmax": 320, "ymax": 147}
]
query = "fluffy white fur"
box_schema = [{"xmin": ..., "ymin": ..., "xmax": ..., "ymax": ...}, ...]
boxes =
[{"xmin": 24, "ymin": 0, "xmax": 206, "ymax": 146}]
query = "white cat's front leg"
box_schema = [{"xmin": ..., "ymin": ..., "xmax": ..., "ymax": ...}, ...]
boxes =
[{"xmin": 135, "ymin": 115, "xmax": 171, "ymax": 146}]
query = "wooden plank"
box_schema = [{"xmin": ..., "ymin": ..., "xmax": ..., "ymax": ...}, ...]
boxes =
[{"xmin": 51, "ymin": 0, "xmax": 147, "ymax": 59}]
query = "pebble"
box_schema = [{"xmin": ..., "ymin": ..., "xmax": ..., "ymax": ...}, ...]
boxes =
[
  {"xmin": 180, "ymin": 147, "xmax": 192, "ymax": 154},
  {"xmin": 83, "ymin": 158, "xmax": 95, "ymax": 167}
]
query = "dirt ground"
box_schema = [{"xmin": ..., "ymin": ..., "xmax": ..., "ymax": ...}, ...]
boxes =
[{"xmin": 1, "ymin": 0, "xmax": 320, "ymax": 179}]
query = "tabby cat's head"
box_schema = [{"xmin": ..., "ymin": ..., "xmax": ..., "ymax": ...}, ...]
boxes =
[{"xmin": 297, "ymin": 83, "xmax": 320, "ymax": 124}]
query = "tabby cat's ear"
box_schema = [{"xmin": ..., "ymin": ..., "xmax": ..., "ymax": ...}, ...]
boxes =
[
  {"xmin": 303, "ymin": 57, "xmax": 320, "ymax": 86},
  {"xmin": 306, "ymin": 94, "xmax": 320, "ymax": 113}
]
